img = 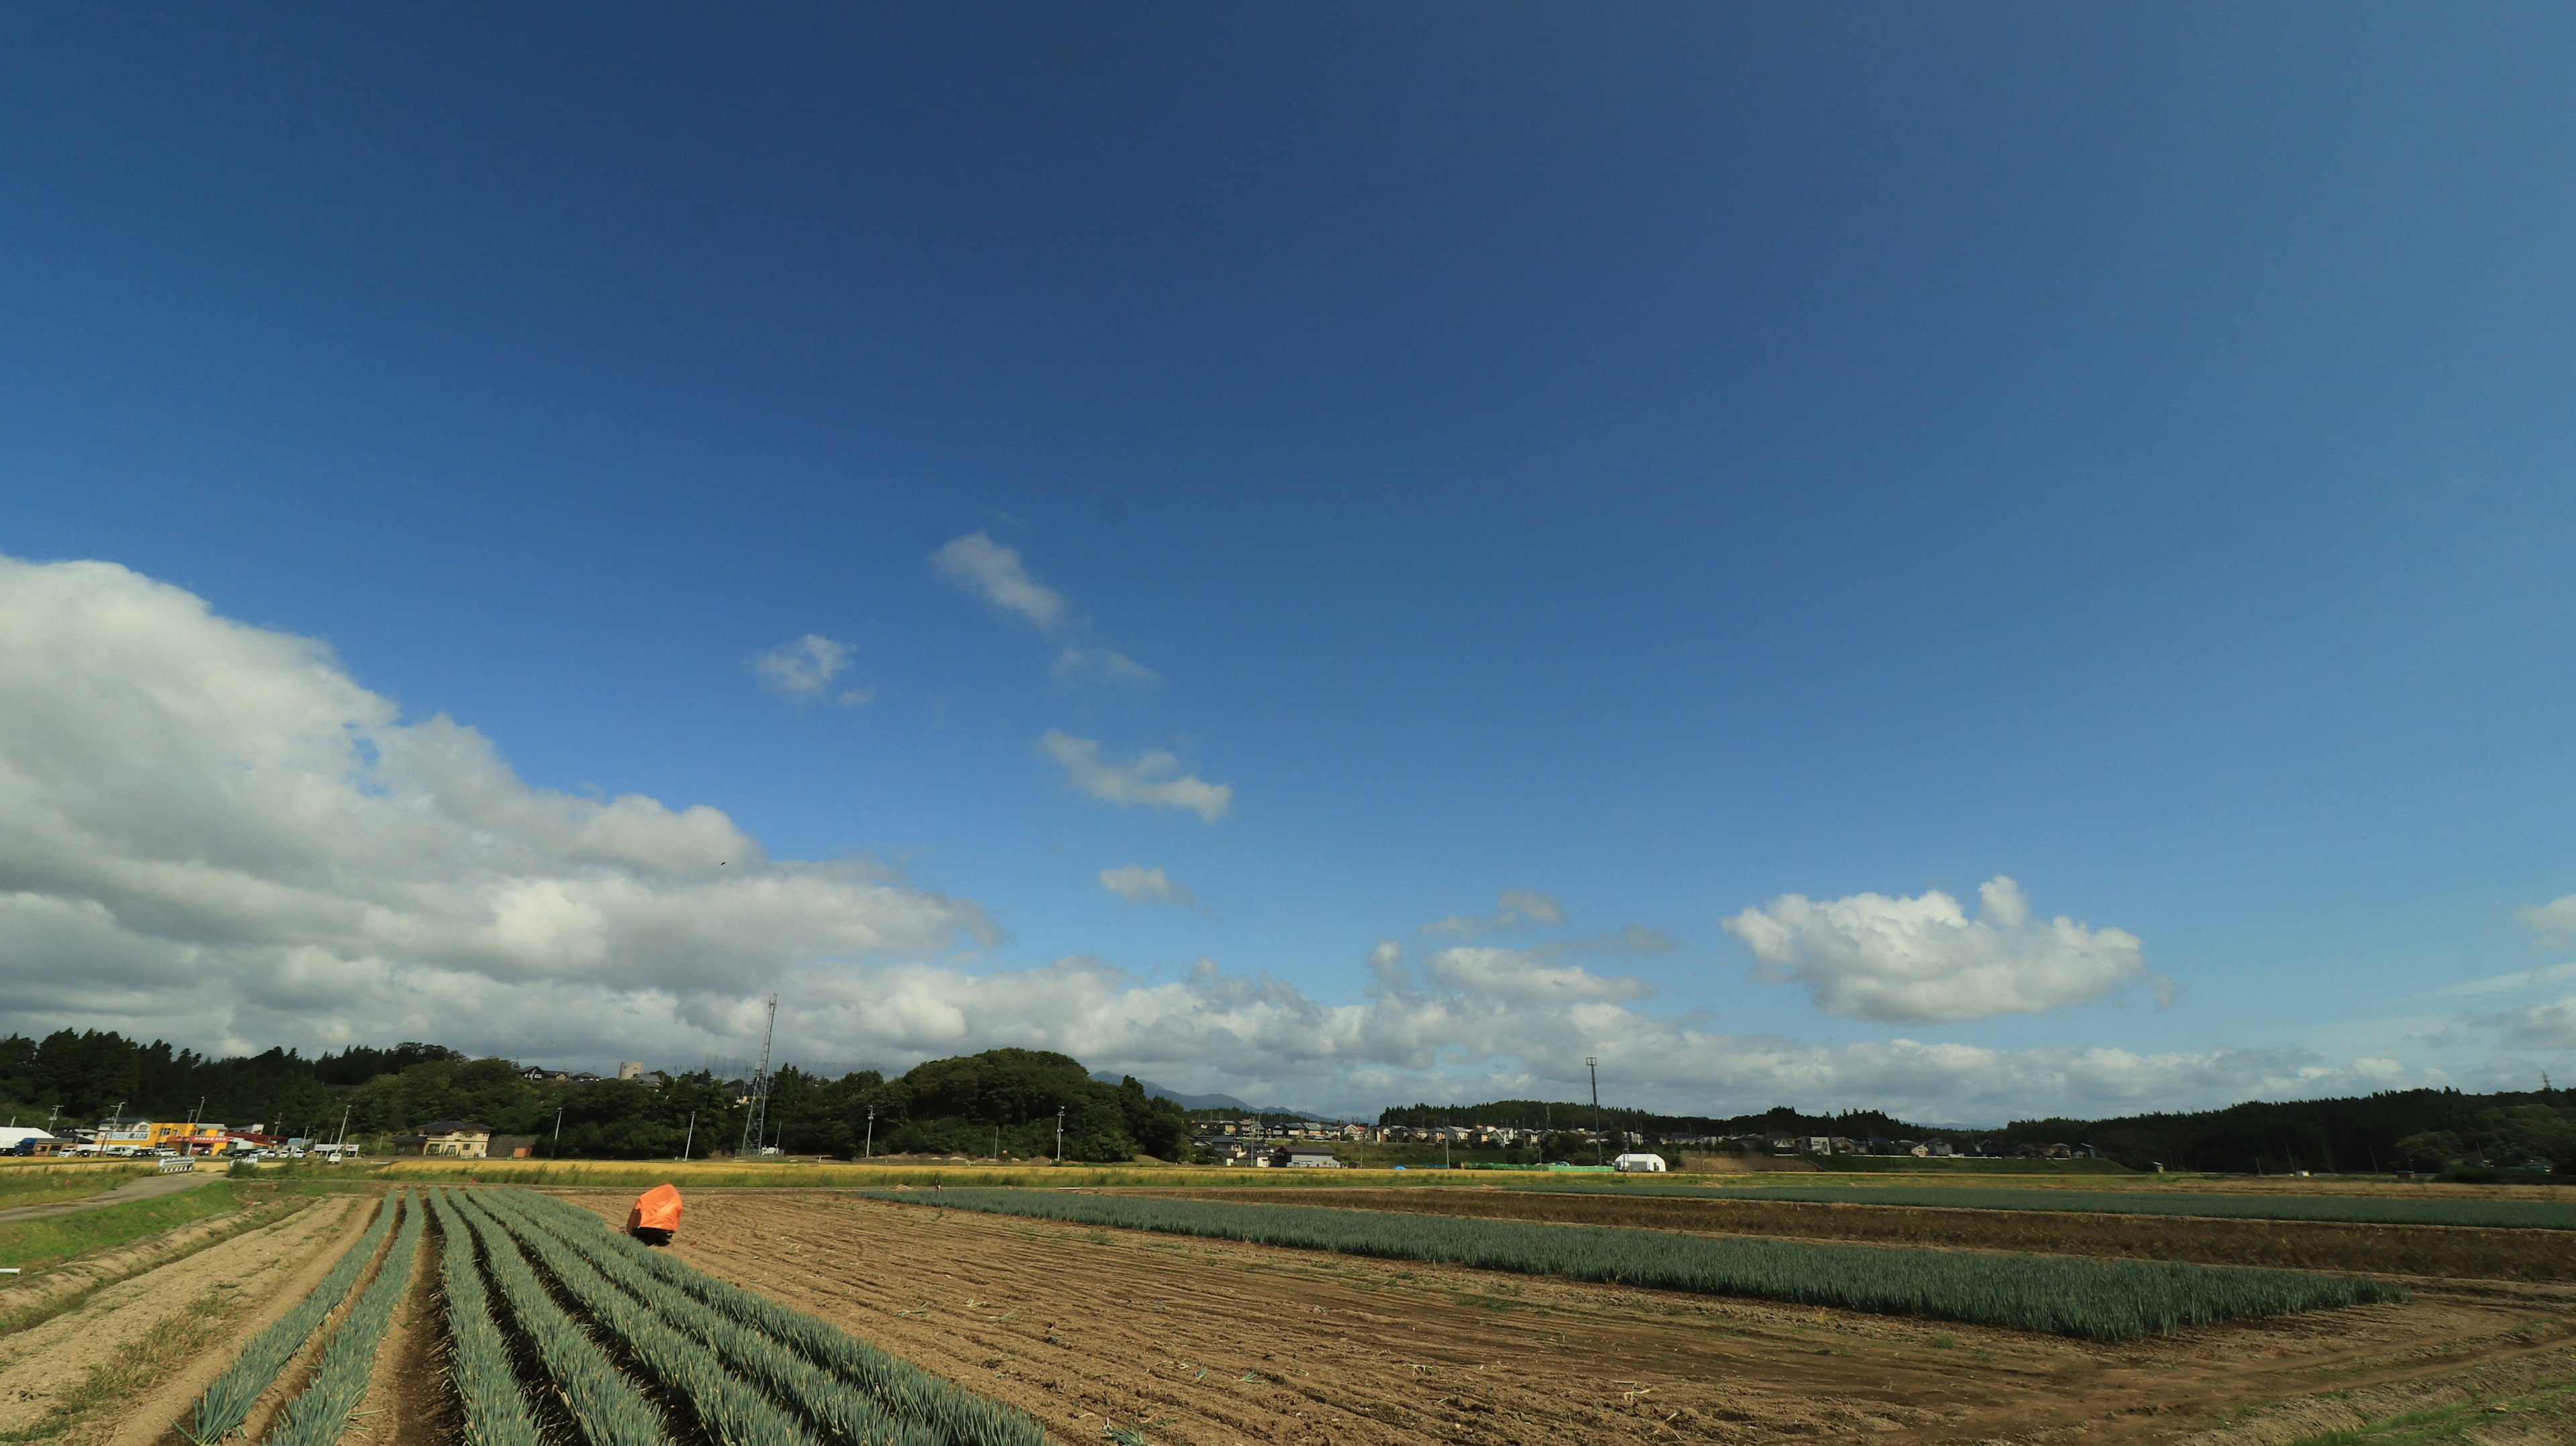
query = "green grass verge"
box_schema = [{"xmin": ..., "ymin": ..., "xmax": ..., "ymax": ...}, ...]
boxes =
[
  {"xmin": 861, "ymin": 1188, "xmax": 2406, "ymax": 1342},
  {"xmin": 0, "ymin": 1163, "xmax": 151, "ymax": 1210},
  {"xmin": 0, "ymin": 1180, "xmax": 239, "ymax": 1271},
  {"xmin": 1505, "ymin": 1182, "xmax": 2576, "ymax": 1230}
]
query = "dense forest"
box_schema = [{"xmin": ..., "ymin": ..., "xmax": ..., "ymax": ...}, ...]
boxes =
[
  {"xmin": 1381, "ymin": 1088, "xmax": 2576, "ymax": 1176},
  {"xmin": 0, "ymin": 1031, "xmax": 1194, "ymax": 1163}
]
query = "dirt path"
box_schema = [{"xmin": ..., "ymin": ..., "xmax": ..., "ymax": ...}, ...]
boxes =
[
  {"xmin": 1146, "ymin": 1185, "xmax": 2576, "ymax": 1282},
  {"xmin": 561, "ymin": 1190, "xmax": 2576, "ymax": 1446},
  {"xmin": 349, "ymin": 1211, "xmax": 448, "ymax": 1446},
  {"xmin": 0, "ymin": 1172, "xmax": 225, "ymax": 1225},
  {"xmin": 0, "ymin": 1197, "xmax": 354, "ymax": 1443}
]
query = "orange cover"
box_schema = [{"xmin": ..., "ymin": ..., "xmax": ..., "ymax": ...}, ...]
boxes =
[{"xmin": 625, "ymin": 1183, "xmax": 684, "ymax": 1233}]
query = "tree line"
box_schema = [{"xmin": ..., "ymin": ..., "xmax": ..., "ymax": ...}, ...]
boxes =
[
  {"xmin": 1382, "ymin": 1087, "xmax": 2576, "ymax": 1174},
  {"xmin": 0, "ymin": 1031, "xmax": 1194, "ymax": 1163}
]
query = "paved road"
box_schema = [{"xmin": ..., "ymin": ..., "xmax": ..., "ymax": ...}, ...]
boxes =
[{"xmin": 0, "ymin": 1170, "xmax": 225, "ymax": 1225}]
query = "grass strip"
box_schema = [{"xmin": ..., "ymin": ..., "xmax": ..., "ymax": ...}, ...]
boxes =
[
  {"xmin": 425, "ymin": 1191, "xmax": 541, "ymax": 1446},
  {"xmin": 1506, "ymin": 1182, "xmax": 2576, "ymax": 1231},
  {"xmin": 0, "ymin": 1197, "xmax": 309, "ymax": 1336},
  {"xmin": 479, "ymin": 1194, "xmax": 818, "ymax": 1446},
  {"xmin": 450, "ymin": 1193, "xmax": 670, "ymax": 1446},
  {"xmin": 512, "ymin": 1190, "xmax": 1044, "ymax": 1446},
  {"xmin": 0, "ymin": 1163, "xmax": 150, "ymax": 1211},
  {"xmin": 180, "ymin": 1192, "xmax": 395, "ymax": 1443},
  {"xmin": 264, "ymin": 1192, "xmax": 427, "ymax": 1446},
  {"xmin": 485, "ymin": 1192, "xmax": 934, "ymax": 1446},
  {"xmin": 864, "ymin": 1188, "xmax": 2407, "ymax": 1342},
  {"xmin": 0, "ymin": 1180, "xmax": 239, "ymax": 1272}
]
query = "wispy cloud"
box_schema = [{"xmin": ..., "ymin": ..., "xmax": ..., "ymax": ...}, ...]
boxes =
[
  {"xmin": 2442, "ymin": 960, "xmax": 2576, "ymax": 997},
  {"xmin": 1426, "ymin": 887, "xmax": 1567, "ymax": 938},
  {"xmin": 932, "ymin": 531, "xmax": 1069, "ymax": 634},
  {"xmin": 748, "ymin": 634, "xmax": 870, "ymax": 705},
  {"xmin": 1099, "ymin": 865, "xmax": 1192, "ymax": 906},
  {"xmin": 1053, "ymin": 647, "xmax": 1160, "ymax": 688},
  {"xmin": 1040, "ymin": 732, "xmax": 1232, "ymax": 822}
]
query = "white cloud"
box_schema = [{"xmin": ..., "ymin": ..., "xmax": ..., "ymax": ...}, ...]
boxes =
[
  {"xmin": 2471, "ymin": 995, "xmax": 2576, "ymax": 1050},
  {"xmin": 1052, "ymin": 647, "xmax": 1159, "ymax": 688},
  {"xmin": 1427, "ymin": 887, "xmax": 1567, "ymax": 937},
  {"xmin": 1099, "ymin": 865, "xmax": 1191, "ymax": 907},
  {"xmin": 1039, "ymin": 732, "xmax": 1232, "ymax": 823},
  {"xmin": 2520, "ymin": 894, "xmax": 2576, "ymax": 943},
  {"xmin": 1421, "ymin": 946, "xmax": 1650, "ymax": 1005},
  {"xmin": 0, "ymin": 556, "xmax": 988, "ymax": 1060},
  {"xmin": 748, "ymin": 634, "xmax": 869, "ymax": 705},
  {"xmin": 1723, "ymin": 877, "xmax": 2156, "ymax": 1023},
  {"xmin": 931, "ymin": 531, "xmax": 1068, "ymax": 634}
]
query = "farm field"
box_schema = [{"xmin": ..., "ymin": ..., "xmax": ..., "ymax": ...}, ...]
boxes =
[
  {"xmin": 854, "ymin": 1188, "xmax": 2404, "ymax": 1339},
  {"xmin": 8, "ymin": 1176, "xmax": 2573, "ymax": 1446},
  {"xmin": 1502, "ymin": 1180, "xmax": 2576, "ymax": 1229},
  {"xmin": 1159, "ymin": 1185, "xmax": 2576, "ymax": 1282},
  {"xmin": 568, "ymin": 1188, "xmax": 2576, "ymax": 1445},
  {"xmin": 0, "ymin": 1185, "xmax": 1044, "ymax": 1446}
]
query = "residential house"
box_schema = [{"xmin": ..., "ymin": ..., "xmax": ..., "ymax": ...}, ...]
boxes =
[{"xmin": 390, "ymin": 1120, "xmax": 495, "ymax": 1158}]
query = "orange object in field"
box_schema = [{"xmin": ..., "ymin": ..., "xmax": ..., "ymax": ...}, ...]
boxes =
[{"xmin": 626, "ymin": 1183, "xmax": 683, "ymax": 1237}]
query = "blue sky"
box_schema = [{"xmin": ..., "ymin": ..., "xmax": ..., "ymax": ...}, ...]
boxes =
[{"xmin": 4, "ymin": 6, "xmax": 2574, "ymax": 1120}]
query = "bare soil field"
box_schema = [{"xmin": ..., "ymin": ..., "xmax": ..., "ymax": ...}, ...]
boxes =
[
  {"xmin": 1152, "ymin": 1185, "xmax": 2576, "ymax": 1282},
  {"xmin": 0, "ymin": 1196, "xmax": 358, "ymax": 1446},
  {"xmin": 565, "ymin": 1188, "xmax": 2576, "ymax": 1446}
]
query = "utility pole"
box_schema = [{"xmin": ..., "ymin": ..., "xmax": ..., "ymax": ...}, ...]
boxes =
[
  {"xmin": 682, "ymin": 1111, "xmax": 696, "ymax": 1162},
  {"xmin": 1055, "ymin": 1107, "xmax": 1064, "ymax": 1163},
  {"xmin": 739, "ymin": 993, "xmax": 777, "ymax": 1158},
  {"xmin": 1587, "ymin": 1058, "xmax": 1603, "ymax": 1167},
  {"xmin": 865, "ymin": 1107, "xmax": 875, "ymax": 1160},
  {"xmin": 551, "ymin": 1106, "xmax": 564, "ymax": 1158},
  {"xmin": 993, "ymin": 1124, "xmax": 1001, "ymax": 1162}
]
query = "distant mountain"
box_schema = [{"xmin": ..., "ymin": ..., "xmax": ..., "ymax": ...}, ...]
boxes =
[{"xmin": 1089, "ymin": 1071, "xmax": 1322, "ymax": 1119}]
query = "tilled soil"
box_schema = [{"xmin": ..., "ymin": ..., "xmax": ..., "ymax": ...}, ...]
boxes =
[
  {"xmin": 0, "ymin": 1197, "xmax": 355, "ymax": 1441},
  {"xmin": 103, "ymin": 1196, "xmax": 376, "ymax": 1446},
  {"xmin": 564, "ymin": 1189, "xmax": 2576, "ymax": 1446},
  {"xmin": 1147, "ymin": 1186, "xmax": 2576, "ymax": 1282}
]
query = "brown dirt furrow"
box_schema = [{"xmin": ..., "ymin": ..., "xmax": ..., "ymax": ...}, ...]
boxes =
[
  {"xmin": 0, "ymin": 1196, "xmax": 355, "ymax": 1445},
  {"xmin": 0, "ymin": 1197, "xmax": 301, "ymax": 1333},
  {"xmin": 553, "ymin": 1189, "xmax": 2576, "ymax": 1446},
  {"xmin": 349, "ymin": 1211, "xmax": 447, "ymax": 1446},
  {"xmin": 101, "ymin": 1194, "xmax": 379, "ymax": 1446},
  {"xmin": 1151, "ymin": 1185, "xmax": 2576, "ymax": 1282}
]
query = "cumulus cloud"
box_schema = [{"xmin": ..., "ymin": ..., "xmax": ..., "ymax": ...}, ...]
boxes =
[
  {"xmin": 1427, "ymin": 887, "xmax": 1567, "ymax": 938},
  {"xmin": 931, "ymin": 531, "xmax": 1068, "ymax": 634},
  {"xmin": 1052, "ymin": 647, "xmax": 1159, "ymax": 688},
  {"xmin": 1723, "ymin": 877, "xmax": 2156, "ymax": 1023},
  {"xmin": 1039, "ymin": 732, "xmax": 1232, "ymax": 822},
  {"xmin": 748, "ymin": 634, "xmax": 869, "ymax": 705},
  {"xmin": 0, "ymin": 556, "xmax": 988, "ymax": 1060},
  {"xmin": 1099, "ymin": 865, "xmax": 1191, "ymax": 907}
]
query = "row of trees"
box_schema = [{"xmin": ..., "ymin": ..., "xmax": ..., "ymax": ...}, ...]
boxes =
[
  {"xmin": 0, "ymin": 1030, "xmax": 1197, "ymax": 1164},
  {"xmin": 1387, "ymin": 1088, "xmax": 2576, "ymax": 1174}
]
